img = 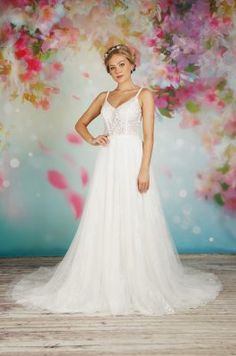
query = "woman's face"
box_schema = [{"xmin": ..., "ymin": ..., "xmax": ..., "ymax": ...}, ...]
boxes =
[{"xmin": 107, "ymin": 54, "xmax": 134, "ymax": 82}]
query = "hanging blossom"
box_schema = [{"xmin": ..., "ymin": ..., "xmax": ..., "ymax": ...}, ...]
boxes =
[
  {"xmin": 0, "ymin": 0, "xmax": 79, "ymax": 110},
  {"xmin": 145, "ymin": 0, "xmax": 236, "ymax": 214}
]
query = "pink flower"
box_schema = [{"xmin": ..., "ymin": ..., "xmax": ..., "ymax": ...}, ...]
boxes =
[
  {"xmin": 195, "ymin": 170, "xmax": 223, "ymax": 200},
  {"xmin": 44, "ymin": 62, "xmax": 63, "ymax": 80},
  {"xmin": 41, "ymin": 38, "xmax": 53, "ymax": 52},
  {"xmin": 224, "ymin": 168, "xmax": 236, "ymax": 188},
  {"xmin": 222, "ymin": 188, "xmax": 236, "ymax": 212},
  {"xmin": 217, "ymin": 100, "xmax": 225, "ymax": 109},
  {"xmin": 222, "ymin": 16, "xmax": 231, "ymax": 25},
  {"xmin": 166, "ymin": 65, "xmax": 180, "ymax": 85},
  {"xmin": 2, "ymin": 22, "xmax": 13, "ymax": 42},
  {"xmin": 175, "ymin": 89, "xmax": 192, "ymax": 105},
  {"xmin": 20, "ymin": 71, "xmax": 34, "ymax": 81},
  {"xmin": 26, "ymin": 58, "xmax": 42, "ymax": 72},
  {"xmin": 158, "ymin": 0, "xmax": 171, "ymax": 12},
  {"xmin": 39, "ymin": 98, "xmax": 50, "ymax": 110},
  {"xmin": 15, "ymin": 48, "xmax": 31, "ymax": 59},
  {"xmin": 209, "ymin": 17, "xmax": 220, "ymax": 29},
  {"xmin": 224, "ymin": 116, "xmax": 236, "ymax": 136},
  {"xmin": 155, "ymin": 96, "xmax": 168, "ymax": 108},
  {"xmin": 15, "ymin": 33, "xmax": 29, "ymax": 49},
  {"xmin": 146, "ymin": 38, "xmax": 157, "ymax": 47},
  {"xmin": 41, "ymin": 5, "xmax": 54, "ymax": 21},
  {"xmin": 52, "ymin": 62, "xmax": 63, "ymax": 72},
  {"xmin": 217, "ymin": 46, "xmax": 227, "ymax": 57},
  {"xmin": 39, "ymin": 0, "xmax": 51, "ymax": 6},
  {"xmin": 44, "ymin": 86, "xmax": 60, "ymax": 95},
  {"xmin": 205, "ymin": 91, "xmax": 217, "ymax": 103},
  {"xmin": 12, "ymin": 0, "xmax": 31, "ymax": 7},
  {"xmin": 180, "ymin": 111, "xmax": 200, "ymax": 128},
  {"xmin": 155, "ymin": 28, "xmax": 164, "ymax": 38}
]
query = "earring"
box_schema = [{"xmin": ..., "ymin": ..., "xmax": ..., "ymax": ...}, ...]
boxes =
[{"xmin": 131, "ymin": 64, "xmax": 136, "ymax": 73}]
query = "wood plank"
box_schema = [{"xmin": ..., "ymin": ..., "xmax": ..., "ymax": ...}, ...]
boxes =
[{"xmin": 0, "ymin": 254, "xmax": 235, "ymax": 355}]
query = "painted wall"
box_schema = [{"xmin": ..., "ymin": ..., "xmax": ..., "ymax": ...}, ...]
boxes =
[{"xmin": 0, "ymin": 1, "xmax": 235, "ymax": 256}]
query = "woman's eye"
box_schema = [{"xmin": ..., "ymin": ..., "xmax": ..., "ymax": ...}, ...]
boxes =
[{"xmin": 110, "ymin": 63, "xmax": 124, "ymax": 70}]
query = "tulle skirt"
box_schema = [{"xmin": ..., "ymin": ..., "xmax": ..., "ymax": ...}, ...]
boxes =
[{"xmin": 6, "ymin": 134, "xmax": 223, "ymax": 316}]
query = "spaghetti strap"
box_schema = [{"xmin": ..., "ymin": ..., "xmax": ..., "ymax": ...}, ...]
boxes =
[
  {"xmin": 102, "ymin": 91, "xmax": 109, "ymax": 108},
  {"xmin": 135, "ymin": 87, "xmax": 143, "ymax": 97},
  {"xmin": 105, "ymin": 90, "xmax": 110, "ymax": 101}
]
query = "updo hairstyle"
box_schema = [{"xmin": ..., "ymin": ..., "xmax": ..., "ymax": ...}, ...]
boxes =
[{"xmin": 103, "ymin": 44, "xmax": 136, "ymax": 74}]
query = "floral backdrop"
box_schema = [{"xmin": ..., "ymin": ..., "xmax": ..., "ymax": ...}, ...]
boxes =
[{"xmin": 0, "ymin": 0, "xmax": 235, "ymax": 256}]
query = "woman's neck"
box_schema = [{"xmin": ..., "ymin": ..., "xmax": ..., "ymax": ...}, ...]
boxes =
[{"xmin": 115, "ymin": 79, "xmax": 138, "ymax": 92}]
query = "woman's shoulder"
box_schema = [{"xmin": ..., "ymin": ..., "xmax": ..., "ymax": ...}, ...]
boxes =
[
  {"xmin": 141, "ymin": 87, "xmax": 153, "ymax": 94},
  {"xmin": 99, "ymin": 90, "xmax": 109, "ymax": 95},
  {"xmin": 92, "ymin": 91, "xmax": 108, "ymax": 105},
  {"xmin": 96, "ymin": 91, "xmax": 108, "ymax": 100},
  {"xmin": 140, "ymin": 87, "xmax": 154, "ymax": 99}
]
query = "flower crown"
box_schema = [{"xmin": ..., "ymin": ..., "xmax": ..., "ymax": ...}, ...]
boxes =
[{"xmin": 104, "ymin": 44, "xmax": 123, "ymax": 59}]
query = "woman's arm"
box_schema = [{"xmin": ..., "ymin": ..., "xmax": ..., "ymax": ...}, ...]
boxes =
[
  {"xmin": 137, "ymin": 88, "xmax": 155, "ymax": 193},
  {"xmin": 74, "ymin": 92, "xmax": 110, "ymax": 146},
  {"xmin": 140, "ymin": 88, "xmax": 155, "ymax": 171}
]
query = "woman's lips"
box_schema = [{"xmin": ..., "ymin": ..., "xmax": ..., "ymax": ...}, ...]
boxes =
[{"xmin": 117, "ymin": 75, "xmax": 123, "ymax": 79}]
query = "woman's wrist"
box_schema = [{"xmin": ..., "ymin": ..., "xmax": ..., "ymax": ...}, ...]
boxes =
[
  {"xmin": 88, "ymin": 136, "xmax": 95, "ymax": 145},
  {"xmin": 139, "ymin": 165, "xmax": 150, "ymax": 173}
]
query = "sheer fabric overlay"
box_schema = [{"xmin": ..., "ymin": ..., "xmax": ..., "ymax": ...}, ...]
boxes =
[{"xmin": 6, "ymin": 87, "xmax": 223, "ymax": 316}]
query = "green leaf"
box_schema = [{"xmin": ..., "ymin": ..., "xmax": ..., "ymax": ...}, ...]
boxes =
[
  {"xmin": 204, "ymin": 38, "xmax": 215, "ymax": 49},
  {"xmin": 184, "ymin": 64, "xmax": 199, "ymax": 73},
  {"xmin": 224, "ymin": 144, "xmax": 236, "ymax": 158},
  {"xmin": 185, "ymin": 100, "xmax": 200, "ymax": 113},
  {"xmin": 32, "ymin": 41, "xmax": 43, "ymax": 56},
  {"xmin": 38, "ymin": 50, "xmax": 52, "ymax": 61},
  {"xmin": 220, "ymin": 182, "xmax": 229, "ymax": 191},
  {"xmin": 176, "ymin": 2, "xmax": 192, "ymax": 14},
  {"xmin": 213, "ymin": 193, "xmax": 224, "ymax": 206},
  {"xmin": 167, "ymin": 90, "xmax": 175, "ymax": 97},
  {"xmin": 221, "ymin": 89, "xmax": 234, "ymax": 104},
  {"xmin": 216, "ymin": 79, "xmax": 227, "ymax": 91},
  {"xmin": 216, "ymin": 162, "xmax": 230, "ymax": 174},
  {"xmin": 158, "ymin": 108, "xmax": 172, "ymax": 118}
]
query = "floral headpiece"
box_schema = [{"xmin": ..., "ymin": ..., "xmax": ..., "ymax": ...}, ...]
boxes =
[{"xmin": 104, "ymin": 44, "xmax": 123, "ymax": 59}]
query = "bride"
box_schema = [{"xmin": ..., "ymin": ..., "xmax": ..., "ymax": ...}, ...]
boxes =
[{"xmin": 6, "ymin": 43, "xmax": 223, "ymax": 316}]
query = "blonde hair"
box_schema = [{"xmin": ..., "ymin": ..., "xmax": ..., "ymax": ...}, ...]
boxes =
[{"xmin": 103, "ymin": 44, "xmax": 136, "ymax": 74}]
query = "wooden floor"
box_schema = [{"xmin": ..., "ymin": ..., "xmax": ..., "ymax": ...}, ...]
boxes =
[{"xmin": 0, "ymin": 254, "xmax": 235, "ymax": 356}]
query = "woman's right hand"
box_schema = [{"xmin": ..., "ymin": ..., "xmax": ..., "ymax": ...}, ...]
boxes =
[{"xmin": 91, "ymin": 134, "xmax": 110, "ymax": 146}]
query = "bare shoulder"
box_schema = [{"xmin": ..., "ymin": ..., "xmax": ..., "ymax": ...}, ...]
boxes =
[
  {"xmin": 141, "ymin": 87, "xmax": 154, "ymax": 99},
  {"xmin": 86, "ymin": 91, "xmax": 108, "ymax": 113},
  {"xmin": 92, "ymin": 91, "xmax": 107, "ymax": 104},
  {"xmin": 140, "ymin": 88, "xmax": 155, "ymax": 109}
]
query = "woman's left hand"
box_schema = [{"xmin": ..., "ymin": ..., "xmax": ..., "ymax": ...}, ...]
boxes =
[{"xmin": 137, "ymin": 169, "xmax": 150, "ymax": 193}]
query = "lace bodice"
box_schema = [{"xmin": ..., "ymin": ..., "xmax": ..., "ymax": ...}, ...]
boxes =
[{"xmin": 100, "ymin": 87, "xmax": 143, "ymax": 138}]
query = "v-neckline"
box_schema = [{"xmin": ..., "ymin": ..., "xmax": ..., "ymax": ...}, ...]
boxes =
[
  {"xmin": 106, "ymin": 95, "xmax": 138, "ymax": 110},
  {"xmin": 106, "ymin": 88, "xmax": 142, "ymax": 110}
]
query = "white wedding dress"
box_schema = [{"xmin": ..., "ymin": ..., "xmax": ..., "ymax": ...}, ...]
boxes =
[{"xmin": 6, "ymin": 87, "xmax": 223, "ymax": 316}]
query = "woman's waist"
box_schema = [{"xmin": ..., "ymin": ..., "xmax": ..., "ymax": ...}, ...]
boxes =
[{"xmin": 106, "ymin": 132, "xmax": 142, "ymax": 141}]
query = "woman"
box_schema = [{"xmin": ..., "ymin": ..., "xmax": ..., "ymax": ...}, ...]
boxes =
[{"xmin": 6, "ymin": 44, "xmax": 223, "ymax": 316}]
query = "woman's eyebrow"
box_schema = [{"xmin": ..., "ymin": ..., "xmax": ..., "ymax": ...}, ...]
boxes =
[{"xmin": 109, "ymin": 60, "xmax": 125, "ymax": 67}]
